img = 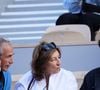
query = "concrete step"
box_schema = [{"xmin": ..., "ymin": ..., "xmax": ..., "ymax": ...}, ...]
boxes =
[
  {"xmin": 1, "ymin": 10, "xmax": 67, "ymax": 16},
  {"xmin": 0, "ymin": 16, "xmax": 58, "ymax": 22},
  {"xmin": 13, "ymin": 0, "xmax": 62, "ymax": 4},
  {"xmin": 8, "ymin": 3, "xmax": 63, "ymax": 8},
  {"xmin": 0, "ymin": 0, "xmax": 65, "ymax": 44},
  {"xmin": 0, "ymin": 13, "xmax": 61, "ymax": 18},
  {"xmin": 0, "ymin": 16, "xmax": 57, "ymax": 24},
  {"xmin": 0, "ymin": 26, "xmax": 48, "ymax": 32},
  {"xmin": 6, "ymin": 6, "xmax": 64, "ymax": 12},
  {"xmin": 8, "ymin": 37, "xmax": 42, "ymax": 44},
  {"xmin": 0, "ymin": 31, "xmax": 45, "ymax": 36},
  {"xmin": 0, "ymin": 20, "xmax": 55, "ymax": 25},
  {"xmin": 0, "ymin": 23, "xmax": 54, "ymax": 29},
  {"xmin": 0, "ymin": 30, "xmax": 45, "ymax": 43}
]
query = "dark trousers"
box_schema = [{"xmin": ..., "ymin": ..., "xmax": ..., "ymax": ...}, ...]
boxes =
[{"xmin": 56, "ymin": 13, "xmax": 100, "ymax": 41}]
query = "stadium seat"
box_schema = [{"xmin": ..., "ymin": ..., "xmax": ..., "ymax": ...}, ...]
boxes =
[
  {"xmin": 40, "ymin": 24, "xmax": 91, "ymax": 45},
  {"xmin": 95, "ymin": 29, "xmax": 100, "ymax": 41}
]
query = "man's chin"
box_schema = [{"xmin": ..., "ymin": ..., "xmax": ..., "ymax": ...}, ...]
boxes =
[{"xmin": 1, "ymin": 68, "xmax": 8, "ymax": 71}]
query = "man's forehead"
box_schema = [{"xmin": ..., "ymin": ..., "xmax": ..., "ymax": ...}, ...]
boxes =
[
  {"xmin": 1, "ymin": 43, "xmax": 13, "ymax": 54},
  {"xmin": 2, "ymin": 43, "xmax": 12, "ymax": 48}
]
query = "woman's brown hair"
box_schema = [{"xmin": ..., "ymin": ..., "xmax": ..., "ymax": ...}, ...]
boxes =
[{"xmin": 31, "ymin": 41, "xmax": 61, "ymax": 81}]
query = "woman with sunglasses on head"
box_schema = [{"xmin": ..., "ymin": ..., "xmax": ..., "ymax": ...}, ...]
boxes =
[{"xmin": 15, "ymin": 41, "xmax": 78, "ymax": 90}]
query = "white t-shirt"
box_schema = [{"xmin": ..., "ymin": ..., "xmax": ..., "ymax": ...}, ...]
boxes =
[{"xmin": 15, "ymin": 68, "xmax": 78, "ymax": 90}]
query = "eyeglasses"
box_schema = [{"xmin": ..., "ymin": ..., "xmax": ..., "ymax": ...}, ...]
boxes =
[{"xmin": 41, "ymin": 42, "xmax": 56, "ymax": 51}]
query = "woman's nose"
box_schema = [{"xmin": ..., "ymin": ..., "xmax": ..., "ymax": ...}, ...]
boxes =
[{"xmin": 57, "ymin": 58, "xmax": 61, "ymax": 66}]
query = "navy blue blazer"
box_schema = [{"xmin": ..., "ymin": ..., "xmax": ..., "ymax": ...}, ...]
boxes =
[{"xmin": 80, "ymin": 67, "xmax": 100, "ymax": 90}]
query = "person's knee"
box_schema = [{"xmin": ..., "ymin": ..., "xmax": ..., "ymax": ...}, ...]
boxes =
[
  {"xmin": 56, "ymin": 13, "xmax": 70, "ymax": 25},
  {"xmin": 56, "ymin": 13, "xmax": 79, "ymax": 25}
]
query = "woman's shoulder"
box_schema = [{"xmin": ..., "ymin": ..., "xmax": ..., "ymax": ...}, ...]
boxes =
[
  {"xmin": 60, "ymin": 68, "xmax": 74, "ymax": 74},
  {"xmin": 60, "ymin": 68, "xmax": 75, "ymax": 78},
  {"xmin": 60, "ymin": 68, "xmax": 77, "ymax": 85},
  {"xmin": 16, "ymin": 71, "xmax": 32, "ymax": 86},
  {"xmin": 19, "ymin": 71, "xmax": 32, "ymax": 81}
]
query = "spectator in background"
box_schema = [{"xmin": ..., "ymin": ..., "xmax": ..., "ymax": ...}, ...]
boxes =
[
  {"xmin": 15, "ymin": 41, "xmax": 78, "ymax": 90},
  {"xmin": 56, "ymin": 0, "xmax": 100, "ymax": 41},
  {"xmin": 0, "ymin": 37, "xmax": 14, "ymax": 90}
]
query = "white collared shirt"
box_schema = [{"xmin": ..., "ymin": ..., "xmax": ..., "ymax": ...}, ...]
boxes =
[{"xmin": 15, "ymin": 68, "xmax": 78, "ymax": 90}]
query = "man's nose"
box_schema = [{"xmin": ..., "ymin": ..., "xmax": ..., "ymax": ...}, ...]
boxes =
[{"xmin": 9, "ymin": 58, "xmax": 13, "ymax": 64}]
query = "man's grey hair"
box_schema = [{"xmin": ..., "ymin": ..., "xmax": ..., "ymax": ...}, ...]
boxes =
[{"xmin": 0, "ymin": 37, "xmax": 11, "ymax": 57}]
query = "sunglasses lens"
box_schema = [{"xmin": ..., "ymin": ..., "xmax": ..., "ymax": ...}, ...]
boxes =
[{"xmin": 42, "ymin": 42, "xmax": 56, "ymax": 51}]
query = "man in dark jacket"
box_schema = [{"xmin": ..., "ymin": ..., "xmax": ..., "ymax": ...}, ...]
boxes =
[{"xmin": 80, "ymin": 67, "xmax": 100, "ymax": 90}]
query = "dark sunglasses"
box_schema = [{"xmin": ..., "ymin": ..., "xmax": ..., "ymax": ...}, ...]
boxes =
[{"xmin": 41, "ymin": 42, "xmax": 56, "ymax": 51}]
